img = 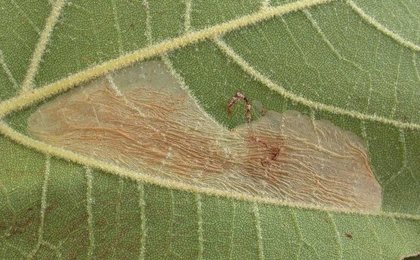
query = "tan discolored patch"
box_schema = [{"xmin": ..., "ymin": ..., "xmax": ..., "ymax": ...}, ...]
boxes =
[{"xmin": 27, "ymin": 60, "xmax": 382, "ymax": 211}]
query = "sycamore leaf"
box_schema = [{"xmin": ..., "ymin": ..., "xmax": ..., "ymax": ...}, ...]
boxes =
[{"xmin": 1, "ymin": 0, "xmax": 420, "ymax": 259}]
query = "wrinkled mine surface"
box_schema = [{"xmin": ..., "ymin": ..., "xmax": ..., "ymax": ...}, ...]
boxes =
[{"xmin": 28, "ymin": 60, "xmax": 382, "ymax": 210}]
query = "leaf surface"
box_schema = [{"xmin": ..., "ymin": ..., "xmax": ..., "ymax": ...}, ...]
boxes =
[{"xmin": 0, "ymin": 0, "xmax": 420, "ymax": 259}]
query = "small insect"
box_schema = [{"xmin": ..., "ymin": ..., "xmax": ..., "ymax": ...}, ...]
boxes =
[
  {"xmin": 227, "ymin": 91, "xmax": 252, "ymax": 123},
  {"xmin": 345, "ymin": 233, "xmax": 353, "ymax": 239},
  {"xmin": 228, "ymin": 93, "xmax": 279, "ymax": 166}
]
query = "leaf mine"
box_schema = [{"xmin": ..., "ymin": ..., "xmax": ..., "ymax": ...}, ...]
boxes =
[{"xmin": 27, "ymin": 60, "xmax": 382, "ymax": 211}]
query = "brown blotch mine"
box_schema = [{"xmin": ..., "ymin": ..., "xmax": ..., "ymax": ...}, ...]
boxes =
[{"xmin": 27, "ymin": 60, "xmax": 382, "ymax": 211}]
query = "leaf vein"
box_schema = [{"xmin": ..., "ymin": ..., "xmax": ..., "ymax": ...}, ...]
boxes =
[
  {"xmin": 10, "ymin": 0, "xmax": 41, "ymax": 34},
  {"xmin": 328, "ymin": 213, "xmax": 343, "ymax": 260},
  {"xmin": 0, "ymin": 50, "xmax": 19, "ymax": 90},
  {"xmin": 27, "ymin": 155, "xmax": 50, "ymax": 259},
  {"xmin": 253, "ymin": 204, "xmax": 265, "ymax": 260},
  {"xmin": 302, "ymin": 9, "xmax": 365, "ymax": 72},
  {"xmin": 196, "ymin": 194, "xmax": 204, "ymax": 260},
  {"xmin": 290, "ymin": 209, "xmax": 304, "ymax": 259},
  {"xmin": 346, "ymin": 0, "xmax": 420, "ymax": 52},
  {"xmin": 85, "ymin": 167, "xmax": 95, "ymax": 260},
  {"xmin": 138, "ymin": 182, "xmax": 147, "ymax": 260},
  {"xmin": 111, "ymin": 0, "xmax": 124, "ymax": 54},
  {"xmin": 184, "ymin": 0, "xmax": 192, "ymax": 33},
  {"xmin": 20, "ymin": 0, "xmax": 67, "ymax": 94},
  {"xmin": 366, "ymin": 216, "xmax": 384, "ymax": 259},
  {"xmin": 390, "ymin": 48, "xmax": 403, "ymax": 119},
  {"xmin": 383, "ymin": 129, "xmax": 407, "ymax": 188},
  {"xmin": 142, "ymin": 0, "xmax": 152, "ymax": 44}
]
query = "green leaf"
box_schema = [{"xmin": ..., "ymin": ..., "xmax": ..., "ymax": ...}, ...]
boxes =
[{"xmin": 1, "ymin": 0, "xmax": 420, "ymax": 259}]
